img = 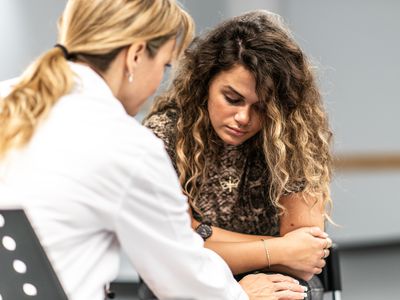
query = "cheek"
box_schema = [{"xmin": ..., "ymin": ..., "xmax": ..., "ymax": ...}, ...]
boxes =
[
  {"xmin": 207, "ymin": 100, "xmax": 224, "ymax": 129},
  {"xmin": 150, "ymin": 67, "xmax": 165, "ymax": 93},
  {"xmin": 253, "ymin": 124, "xmax": 262, "ymax": 134},
  {"xmin": 251, "ymin": 115, "xmax": 263, "ymax": 133},
  {"xmin": 208, "ymin": 97, "xmax": 230, "ymax": 121},
  {"xmin": 247, "ymin": 110, "xmax": 261, "ymax": 129}
]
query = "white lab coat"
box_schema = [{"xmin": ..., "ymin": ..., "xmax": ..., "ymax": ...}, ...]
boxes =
[{"xmin": 0, "ymin": 63, "xmax": 247, "ymax": 300}]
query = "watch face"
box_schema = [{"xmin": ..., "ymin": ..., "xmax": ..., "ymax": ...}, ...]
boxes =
[{"xmin": 196, "ymin": 223, "xmax": 213, "ymax": 241}]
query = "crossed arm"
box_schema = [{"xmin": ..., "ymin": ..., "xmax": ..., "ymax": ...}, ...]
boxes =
[{"xmin": 191, "ymin": 193, "xmax": 330, "ymax": 281}]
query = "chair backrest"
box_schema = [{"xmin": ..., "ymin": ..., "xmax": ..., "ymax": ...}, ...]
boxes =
[
  {"xmin": 0, "ymin": 209, "xmax": 68, "ymax": 300},
  {"xmin": 318, "ymin": 243, "xmax": 342, "ymax": 298}
]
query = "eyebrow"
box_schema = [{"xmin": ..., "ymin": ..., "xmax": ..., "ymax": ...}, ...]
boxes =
[{"xmin": 224, "ymin": 85, "xmax": 245, "ymax": 99}]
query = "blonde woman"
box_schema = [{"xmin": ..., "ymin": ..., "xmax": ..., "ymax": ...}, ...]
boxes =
[
  {"xmin": 144, "ymin": 10, "xmax": 333, "ymax": 300},
  {"xmin": 0, "ymin": 2, "xmax": 308, "ymax": 300}
]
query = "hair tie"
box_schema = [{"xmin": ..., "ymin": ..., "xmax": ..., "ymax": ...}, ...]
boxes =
[{"xmin": 54, "ymin": 44, "xmax": 71, "ymax": 59}]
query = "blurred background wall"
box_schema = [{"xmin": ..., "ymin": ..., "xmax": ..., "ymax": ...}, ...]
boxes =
[{"xmin": 1, "ymin": 1, "xmax": 400, "ymax": 299}]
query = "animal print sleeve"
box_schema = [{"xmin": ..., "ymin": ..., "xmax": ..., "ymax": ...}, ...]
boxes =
[{"xmin": 143, "ymin": 109, "xmax": 178, "ymax": 172}]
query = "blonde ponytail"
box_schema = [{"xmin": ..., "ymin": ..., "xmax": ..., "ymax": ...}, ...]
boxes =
[
  {"xmin": 0, "ymin": 47, "xmax": 74, "ymax": 159},
  {"xmin": 0, "ymin": 0, "xmax": 193, "ymax": 160}
]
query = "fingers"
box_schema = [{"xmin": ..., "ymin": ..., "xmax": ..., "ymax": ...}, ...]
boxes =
[
  {"xmin": 265, "ymin": 273, "xmax": 301, "ymax": 284},
  {"xmin": 318, "ymin": 237, "xmax": 332, "ymax": 255},
  {"xmin": 274, "ymin": 289, "xmax": 308, "ymax": 299},
  {"xmin": 313, "ymin": 267, "xmax": 323, "ymax": 274},
  {"xmin": 308, "ymin": 226, "xmax": 329, "ymax": 238},
  {"xmin": 273, "ymin": 280, "xmax": 308, "ymax": 300},
  {"xmin": 316, "ymin": 258, "xmax": 326, "ymax": 269},
  {"xmin": 325, "ymin": 237, "xmax": 333, "ymax": 249},
  {"xmin": 321, "ymin": 237, "xmax": 333, "ymax": 249},
  {"xmin": 273, "ymin": 281, "xmax": 307, "ymax": 293},
  {"xmin": 323, "ymin": 248, "xmax": 330, "ymax": 259}
]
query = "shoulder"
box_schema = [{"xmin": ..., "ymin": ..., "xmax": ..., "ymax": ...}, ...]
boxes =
[
  {"xmin": 143, "ymin": 108, "xmax": 179, "ymax": 153},
  {"xmin": 107, "ymin": 116, "xmax": 167, "ymax": 160},
  {"xmin": 143, "ymin": 108, "xmax": 178, "ymax": 137}
]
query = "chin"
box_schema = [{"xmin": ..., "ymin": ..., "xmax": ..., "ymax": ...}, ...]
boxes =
[
  {"xmin": 126, "ymin": 107, "xmax": 139, "ymax": 117},
  {"xmin": 222, "ymin": 136, "xmax": 245, "ymax": 146},
  {"xmin": 228, "ymin": 141, "xmax": 244, "ymax": 146}
]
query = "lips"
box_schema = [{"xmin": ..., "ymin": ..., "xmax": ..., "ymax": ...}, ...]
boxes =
[{"xmin": 226, "ymin": 126, "xmax": 247, "ymax": 136}]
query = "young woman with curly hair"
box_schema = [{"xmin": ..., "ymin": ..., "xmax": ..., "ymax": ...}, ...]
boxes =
[{"xmin": 144, "ymin": 10, "xmax": 333, "ymax": 300}]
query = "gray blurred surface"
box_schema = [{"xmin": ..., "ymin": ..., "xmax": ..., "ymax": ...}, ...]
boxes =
[{"xmin": 0, "ymin": 0, "xmax": 65, "ymax": 80}]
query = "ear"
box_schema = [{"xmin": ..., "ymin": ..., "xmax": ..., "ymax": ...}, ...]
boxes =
[{"xmin": 125, "ymin": 41, "xmax": 147, "ymax": 74}]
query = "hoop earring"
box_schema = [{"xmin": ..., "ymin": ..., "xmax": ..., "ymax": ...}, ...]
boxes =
[{"xmin": 128, "ymin": 73, "xmax": 133, "ymax": 83}]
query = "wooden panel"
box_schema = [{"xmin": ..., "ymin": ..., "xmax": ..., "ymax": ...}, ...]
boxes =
[{"xmin": 333, "ymin": 153, "xmax": 400, "ymax": 171}]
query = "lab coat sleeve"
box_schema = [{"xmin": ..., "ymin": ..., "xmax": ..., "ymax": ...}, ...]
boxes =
[{"xmin": 114, "ymin": 139, "xmax": 248, "ymax": 300}]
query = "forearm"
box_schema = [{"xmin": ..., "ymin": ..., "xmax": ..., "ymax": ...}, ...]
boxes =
[
  {"xmin": 204, "ymin": 226, "xmax": 329, "ymax": 279},
  {"xmin": 192, "ymin": 218, "xmax": 273, "ymax": 242},
  {"xmin": 204, "ymin": 237, "xmax": 289, "ymax": 275}
]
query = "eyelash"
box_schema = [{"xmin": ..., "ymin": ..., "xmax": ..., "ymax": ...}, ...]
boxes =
[
  {"xmin": 224, "ymin": 95, "xmax": 241, "ymax": 105},
  {"xmin": 224, "ymin": 95, "xmax": 264, "ymax": 112}
]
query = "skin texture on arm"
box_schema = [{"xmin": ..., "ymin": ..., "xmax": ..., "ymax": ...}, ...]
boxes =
[
  {"xmin": 279, "ymin": 193, "xmax": 325, "ymax": 235},
  {"xmin": 270, "ymin": 193, "xmax": 329, "ymax": 280}
]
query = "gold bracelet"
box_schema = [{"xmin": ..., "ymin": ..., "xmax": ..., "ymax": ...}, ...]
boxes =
[{"xmin": 261, "ymin": 239, "xmax": 271, "ymax": 269}]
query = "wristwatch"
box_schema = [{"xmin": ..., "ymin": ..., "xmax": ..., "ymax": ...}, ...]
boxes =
[{"xmin": 195, "ymin": 222, "xmax": 213, "ymax": 241}]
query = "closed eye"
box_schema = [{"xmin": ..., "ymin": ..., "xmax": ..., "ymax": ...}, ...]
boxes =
[{"xmin": 224, "ymin": 95, "xmax": 242, "ymax": 105}]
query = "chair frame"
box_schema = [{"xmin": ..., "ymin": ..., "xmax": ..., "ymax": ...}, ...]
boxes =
[{"xmin": 0, "ymin": 209, "xmax": 68, "ymax": 299}]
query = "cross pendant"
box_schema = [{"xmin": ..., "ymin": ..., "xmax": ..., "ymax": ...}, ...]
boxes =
[{"xmin": 220, "ymin": 176, "xmax": 239, "ymax": 192}]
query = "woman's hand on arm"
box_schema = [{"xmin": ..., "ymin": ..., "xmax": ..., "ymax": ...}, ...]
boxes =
[
  {"xmin": 195, "ymin": 225, "xmax": 330, "ymax": 278},
  {"xmin": 268, "ymin": 226, "xmax": 330, "ymax": 281},
  {"xmin": 272, "ymin": 192, "xmax": 332, "ymax": 280},
  {"xmin": 239, "ymin": 273, "xmax": 307, "ymax": 300}
]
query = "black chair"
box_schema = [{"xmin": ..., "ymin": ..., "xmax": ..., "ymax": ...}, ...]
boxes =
[
  {"xmin": 318, "ymin": 243, "xmax": 342, "ymax": 300},
  {"xmin": 0, "ymin": 209, "xmax": 68, "ymax": 299}
]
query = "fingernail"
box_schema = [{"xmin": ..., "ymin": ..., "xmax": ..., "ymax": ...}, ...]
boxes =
[
  {"xmin": 302, "ymin": 285, "xmax": 308, "ymax": 292},
  {"xmin": 303, "ymin": 292, "xmax": 308, "ymax": 298},
  {"xmin": 293, "ymin": 279, "xmax": 300, "ymax": 284}
]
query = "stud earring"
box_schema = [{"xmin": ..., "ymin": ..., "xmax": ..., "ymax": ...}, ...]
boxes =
[{"xmin": 128, "ymin": 73, "xmax": 133, "ymax": 83}]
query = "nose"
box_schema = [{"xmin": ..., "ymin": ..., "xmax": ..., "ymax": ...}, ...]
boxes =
[{"xmin": 234, "ymin": 106, "xmax": 251, "ymax": 127}]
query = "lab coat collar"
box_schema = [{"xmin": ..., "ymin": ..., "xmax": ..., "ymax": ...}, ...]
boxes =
[{"xmin": 68, "ymin": 62, "xmax": 126, "ymax": 114}]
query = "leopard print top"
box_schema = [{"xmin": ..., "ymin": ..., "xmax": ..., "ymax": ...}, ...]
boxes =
[{"xmin": 144, "ymin": 108, "xmax": 280, "ymax": 236}]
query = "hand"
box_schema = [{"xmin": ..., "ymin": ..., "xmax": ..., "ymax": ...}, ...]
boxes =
[
  {"xmin": 278, "ymin": 227, "xmax": 331, "ymax": 280},
  {"xmin": 268, "ymin": 265, "xmax": 315, "ymax": 282},
  {"xmin": 239, "ymin": 273, "xmax": 307, "ymax": 300}
]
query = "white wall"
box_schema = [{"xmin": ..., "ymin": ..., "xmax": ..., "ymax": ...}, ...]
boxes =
[
  {"xmin": 0, "ymin": 0, "xmax": 66, "ymax": 80},
  {"xmin": 282, "ymin": 0, "xmax": 400, "ymax": 153}
]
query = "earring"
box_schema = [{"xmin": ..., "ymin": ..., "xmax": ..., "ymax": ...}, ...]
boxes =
[{"xmin": 128, "ymin": 73, "xmax": 133, "ymax": 83}]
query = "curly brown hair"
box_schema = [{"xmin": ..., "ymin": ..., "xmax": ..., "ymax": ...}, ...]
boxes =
[{"xmin": 147, "ymin": 10, "xmax": 333, "ymax": 216}]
